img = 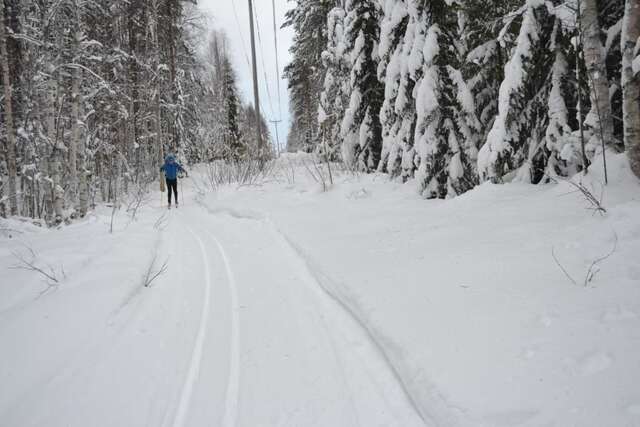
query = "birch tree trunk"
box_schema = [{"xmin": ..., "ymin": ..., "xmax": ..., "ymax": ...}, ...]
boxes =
[
  {"xmin": 65, "ymin": 3, "xmax": 82, "ymax": 214},
  {"xmin": 70, "ymin": 51, "xmax": 81, "ymax": 205},
  {"xmin": 0, "ymin": 0, "xmax": 19, "ymax": 216},
  {"xmin": 47, "ymin": 66, "xmax": 63, "ymax": 222},
  {"xmin": 622, "ymin": 0, "xmax": 640, "ymax": 178},
  {"xmin": 152, "ymin": 0, "xmax": 164, "ymax": 170},
  {"xmin": 127, "ymin": 2, "xmax": 140, "ymax": 180},
  {"xmin": 71, "ymin": 0, "xmax": 88, "ymax": 215},
  {"xmin": 74, "ymin": 58, "xmax": 89, "ymax": 216},
  {"xmin": 581, "ymin": 0, "xmax": 616, "ymax": 146}
]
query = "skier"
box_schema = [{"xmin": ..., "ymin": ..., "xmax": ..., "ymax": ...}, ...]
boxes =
[{"xmin": 160, "ymin": 154, "xmax": 187, "ymax": 208}]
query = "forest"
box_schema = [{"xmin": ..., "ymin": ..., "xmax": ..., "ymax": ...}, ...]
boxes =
[
  {"xmin": 1, "ymin": 0, "xmax": 639, "ymax": 224},
  {"xmin": 0, "ymin": 0, "xmax": 270, "ymax": 223},
  {"xmin": 284, "ymin": 0, "xmax": 640, "ymax": 198}
]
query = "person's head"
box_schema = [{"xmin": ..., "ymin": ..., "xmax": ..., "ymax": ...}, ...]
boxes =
[{"xmin": 165, "ymin": 154, "xmax": 176, "ymax": 164}]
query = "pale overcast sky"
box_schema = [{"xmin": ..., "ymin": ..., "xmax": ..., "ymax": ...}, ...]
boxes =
[{"xmin": 198, "ymin": 0, "xmax": 294, "ymax": 151}]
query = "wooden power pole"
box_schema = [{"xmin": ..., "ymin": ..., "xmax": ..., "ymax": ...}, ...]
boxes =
[{"xmin": 247, "ymin": 0, "xmax": 262, "ymax": 151}]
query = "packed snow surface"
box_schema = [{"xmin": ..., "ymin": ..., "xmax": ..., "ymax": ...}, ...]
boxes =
[{"xmin": 1, "ymin": 153, "xmax": 639, "ymax": 426}]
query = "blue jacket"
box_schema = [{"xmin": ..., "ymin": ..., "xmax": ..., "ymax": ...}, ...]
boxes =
[{"xmin": 160, "ymin": 155, "xmax": 184, "ymax": 180}]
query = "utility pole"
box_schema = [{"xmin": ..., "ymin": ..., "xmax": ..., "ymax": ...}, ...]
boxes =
[
  {"xmin": 247, "ymin": 0, "xmax": 263, "ymax": 152},
  {"xmin": 271, "ymin": 0, "xmax": 282, "ymax": 117},
  {"xmin": 270, "ymin": 119, "xmax": 282, "ymax": 156}
]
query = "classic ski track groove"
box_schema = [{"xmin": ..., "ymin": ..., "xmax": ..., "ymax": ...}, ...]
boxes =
[
  {"xmin": 197, "ymin": 205, "xmax": 442, "ymax": 426},
  {"xmin": 172, "ymin": 225, "xmax": 212, "ymax": 427},
  {"xmin": 196, "ymin": 203, "xmax": 432, "ymax": 426},
  {"xmin": 203, "ymin": 229, "xmax": 240, "ymax": 427}
]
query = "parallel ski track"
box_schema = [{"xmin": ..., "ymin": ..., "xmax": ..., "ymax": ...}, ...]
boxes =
[
  {"xmin": 172, "ymin": 225, "xmax": 212, "ymax": 427},
  {"xmin": 204, "ymin": 229, "xmax": 240, "ymax": 427},
  {"xmin": 196, "ymin": 204, "xmax": 442, "ymax": 426}
]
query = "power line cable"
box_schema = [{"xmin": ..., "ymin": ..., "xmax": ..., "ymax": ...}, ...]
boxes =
[
  {"xmin": 229, "ymin": 0, "xmax": 252, "ymax": 70},
  {"xmin": 230, "ymin": 0, "xmax": 270, "ymax": 125},
  {"xmin": 271, "ymin": 0, "xmax": 283, "ymax": 118},
  {"xmin": 251, "ymin": 0, "xmax": 276, "ymax": 119}
]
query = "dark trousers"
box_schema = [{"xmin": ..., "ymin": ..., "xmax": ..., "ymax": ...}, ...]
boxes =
[{"xmin": 166, "ymin": 178, "xmax": 178, "ymax": 204}]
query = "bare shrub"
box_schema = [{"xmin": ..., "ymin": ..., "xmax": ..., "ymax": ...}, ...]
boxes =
[
  {"xmin": 10, "ymin": 245, "xmax": 65, "ymax": 295},
  {"xmin": 551, "ymin": 232, "xmax": 618, "ymax": 287},
  {"xmin": 302, "ymin": 157, "xmax": 331, "ymax": 192},
  {"xmin": 204, "ymin": 159, "xmax": 276, "ymax": 191},
  {"xmin": 584, "ymin": 233, "xmax": 617, "ymax": 286},
  {"xmin": 142, "ymin": 252, "xmax": 168, "ymax": 288},
  {"xmin": 126, "ymin": 177, "xmax": 153, "ymax": 221},
  {"xmin": 551, "ymin": 175, "xmax": 607, "ymax": 215}
]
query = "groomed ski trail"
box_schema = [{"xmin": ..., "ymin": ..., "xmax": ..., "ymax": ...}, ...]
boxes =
[
  {"xmin": 172, "ymin": 222, "xmax": 240, "ymax": 427},
  {"xmin": 0, "ymin": 181, "xmax": 427, "ymax": 427},
  {"xmin": 178, "ymin": 194, "xmax": 427, "ymax": 427},
  {"xmin": 206, "ymin": 228, "xmax": 240, "ymax": 427},
  {"xmin": 172, "ymin": 227, "xmax": 212, "ymax": 427}
]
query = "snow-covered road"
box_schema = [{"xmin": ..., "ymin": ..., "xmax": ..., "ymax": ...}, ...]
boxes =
[{"xmin": 0, "ymin": 182, "xmax": 425, "ymax": 427}]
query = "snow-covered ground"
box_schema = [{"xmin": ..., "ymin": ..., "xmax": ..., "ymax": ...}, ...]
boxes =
[{"xmin": 1, "ymin": 153, "xmax": 639, "ymax": 426}]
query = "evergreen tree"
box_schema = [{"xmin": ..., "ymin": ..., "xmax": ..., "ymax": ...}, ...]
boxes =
[
  {"xmin": 413, "ymin": 0, "xmax": 478, "ymax": 198},
  {"xmin": 340, "ymin": 0, "xmax": 384, "ymax": 172},
  {"xmin": 478, "ymin": 1, "xmax": 567, "ymax": 184},
  {"xmin": 283, "ymin": 0, "xmax": 333, "ymax": 153},
  {"xmin": 319, "ymin": 6, "xmax": 350, "ymax": 162},
  {"xmin": 621, "ymin": 0, "xmax": 640, "ymax": 177},
  {"xmin": 601, "ymin": 0, "xmax": 626, "ymax": 145},
  {"xmin": 377, "ymin": 0, "xmax": 410, "ymax": 176}
]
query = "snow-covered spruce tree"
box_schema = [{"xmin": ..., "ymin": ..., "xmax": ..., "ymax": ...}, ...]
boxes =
[
  {"xmin": 377, "ymin": 0, "xmax": 409, "ymax": 175},
  {"xmin": 459, "ymin": 0, "xmax": 523, "ymax": 160},
  {"xmin": 340, "ymin": 0, "xmax": 384, "ymax": 172},
  {"xmin": 544, "ymin": 45, "xmax": 580, "ymax": 178},
  {"xmin": 580, "ymin": 0, "xmax": 618, "ymax": 148},
  {"xmin": 318, "ymin": 6, "xmax": 350, "ymax": 162},
  {"xmin": 621, "ymin": 0, "xmax": 640, "ymax": 177},
  {"xmin": 477, "ymin": 1, "xmax": 569, "ymax": 184},
  {"xmin": 413, "ymin": 0, "xmax": 479, "ymax": 198},
  {"xmin": 391, "ymin": 0, "xmax": 433, "ymax": 181},
  {"xmin": 283, "ymin": 0, "xmax": 333, "ymax": 153}
]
